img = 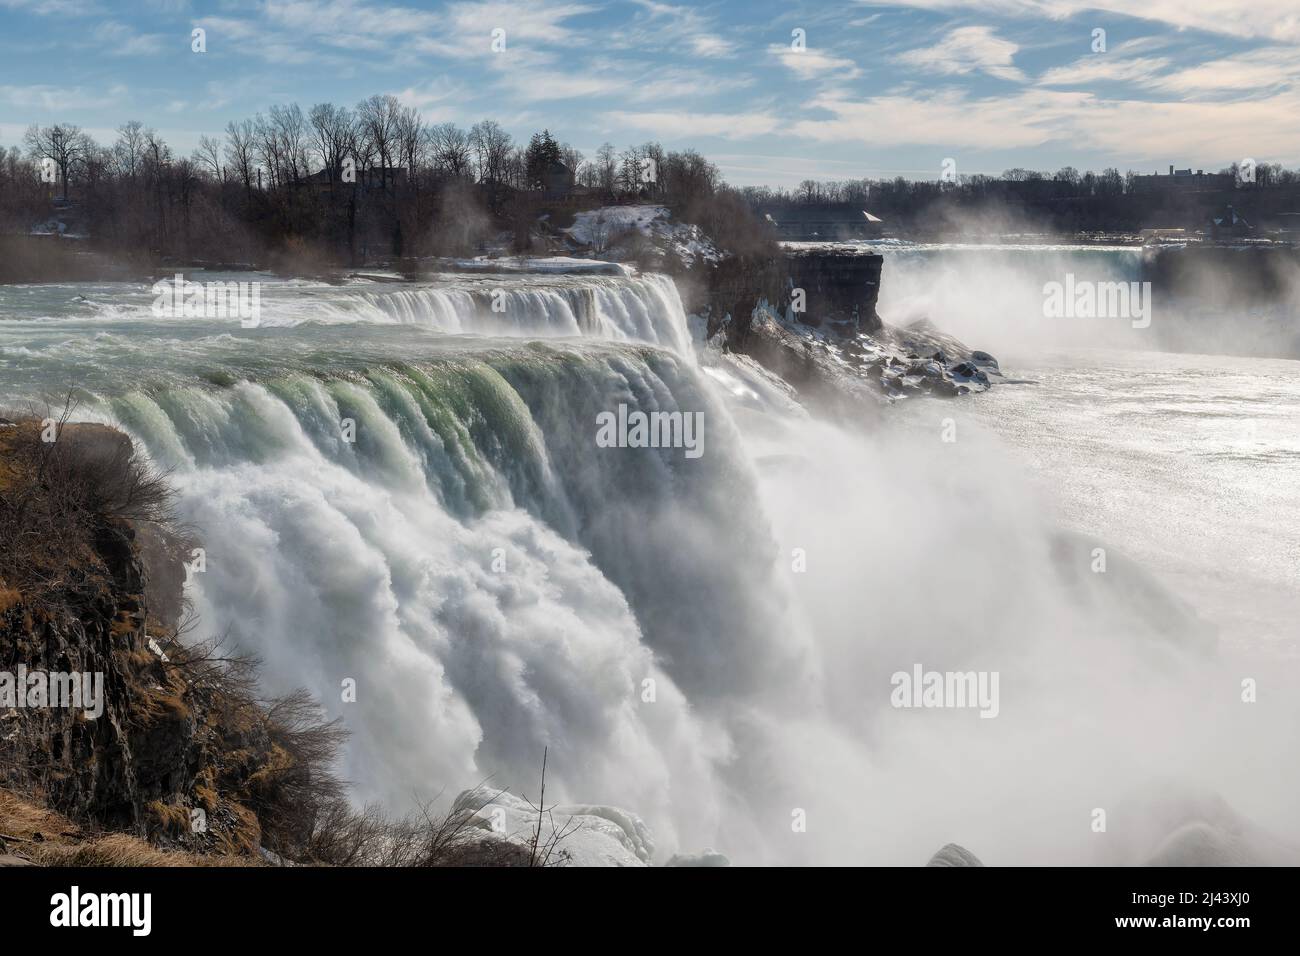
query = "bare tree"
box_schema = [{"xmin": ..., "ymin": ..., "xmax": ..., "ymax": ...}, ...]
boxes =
[
  {"xmin": 595, "ymin": 142, "xmax": 617, "ymax": 199},
  {"xmin": 24, "ymin": 123, "xmax": 91, "ymax": 199},
  {"xmin": 395, "ymin": 105, "xmax": 424, "ymax": 180},
  {"xmin": 559, "ymin": 143, "xmax": 585, "ymax": 184},
  {"xmin": 356, "ymin": 94, "xmax": 402, "ymax": 191},
  {"xmin": 427, "ymin": 122, "xmax": 471, "ymax": 179},
  {"xmin": 193, "ymin": 135, "xmax": 224, "ymax": 183},
  {"xmin": 224, "ymin": 118, "xmax": 256, "ymax": 207},
  {"xmin": 270, "ymin": 102, "xmax": 309, "ymax": 186},
  {"xmin": 468, "ymin": 119, "xmax": 513, "ymax": 210},
  {"xmin": 112, "ymin": 121, "xmax": 148, "ymax": 182},
  {"xmin": 308, "ymin": 102, "xmax": 354, "ymax": 193}
]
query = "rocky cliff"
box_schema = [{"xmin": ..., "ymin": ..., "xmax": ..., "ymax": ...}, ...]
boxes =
[
  {"xmin": 681, "ymin": 247, "xmax": 884, "ymax": 343},
  {"xmin": 0, "ymin": 420, "xmax": 336, "ymax": 862},
  {"xmin": 681, "ymin": 247, "xmax": 999, "ymax": 414}
]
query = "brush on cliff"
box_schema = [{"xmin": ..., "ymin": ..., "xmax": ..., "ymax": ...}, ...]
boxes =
[{"xmin": 1, "ymin": 412, "xmax": 573, "ymax": 867}]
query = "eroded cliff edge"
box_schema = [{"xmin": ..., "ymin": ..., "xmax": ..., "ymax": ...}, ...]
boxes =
[
  {"xmin": 677, "ymin": 247, "xmax": 1001, "ymax": 414},
  {"xmin": 0, "ymin": 419, "xmax": 345, "ymax": 864}
]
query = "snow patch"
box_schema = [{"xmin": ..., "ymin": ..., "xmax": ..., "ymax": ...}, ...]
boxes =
[
  {"xmin": 565, "ymin": 205, "xmax": 721, "ymax": 267},
  {"xmin": 455, "ymin": 788, "xmax": 654, "ymax": 866}
]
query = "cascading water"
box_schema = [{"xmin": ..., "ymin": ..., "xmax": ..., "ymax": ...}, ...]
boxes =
[{"xmin": 3, "ymin": 263, "xmax": 1298, "ymax": 865}]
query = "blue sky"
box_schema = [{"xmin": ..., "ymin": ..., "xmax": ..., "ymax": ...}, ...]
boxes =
[{"xmin": 2, "ymin": 0, "xmax": 1298, "ymax": 187}]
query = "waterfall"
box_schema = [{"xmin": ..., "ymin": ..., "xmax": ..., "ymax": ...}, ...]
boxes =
[
  {"xmin": 99, "ymin": 340, "xmax": 801, "ymax": 856},
  {"xmin": 5, "ymin": 263, "xmax": 1297, "ymax": 865}
]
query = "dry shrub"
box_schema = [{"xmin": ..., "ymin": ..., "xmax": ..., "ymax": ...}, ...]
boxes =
[
  {"xmin": 0, "ymin": 788, "xmax": 250, "ymax": 867},
  {"xmin": 0, "ymin": 402, "xmax": 176, "ymax": 607}
]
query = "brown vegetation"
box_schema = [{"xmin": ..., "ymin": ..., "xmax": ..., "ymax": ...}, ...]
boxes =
[{"xmin": 0, "ymin": 413, "xmax": 569, "ymax": 867}]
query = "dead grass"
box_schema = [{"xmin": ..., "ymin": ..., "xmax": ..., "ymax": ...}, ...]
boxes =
[
  {"xmin": 0, "ymin": 788, "xmax": 253, "ymax": 867},
  {"xmin": 0, "ymin": 404, "xmax": 177, "ymax": 610}
]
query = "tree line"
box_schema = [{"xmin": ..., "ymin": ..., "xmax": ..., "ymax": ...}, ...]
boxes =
[
  {"xmin": 743, "ymin": 162, "xmax": 1300, "ymax": 234},
  {"xmin": 1, "ymin": 94, "xmax": 734, "ymax": 267}
]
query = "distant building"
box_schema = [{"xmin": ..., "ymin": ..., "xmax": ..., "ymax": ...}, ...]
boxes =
[
  {"xmin": 1209, "ymin": 204, "xmax": 1254, "ymax": 238},
  {"xmin": 758, "ymin": 204, "xmax": 885, "ymax": 240},
  {"xmin": 541, "ymin": 160, "xmax": 573, "ymax": 200},
  {"xmin": 301, "ymin": 166, "xmax": 408, "ymax": 192},
  {"xmin": 1131, "ymin": 165, "xmax": 1236, "ymax": 193}
]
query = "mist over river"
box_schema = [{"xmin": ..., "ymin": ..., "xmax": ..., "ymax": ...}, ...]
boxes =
[{"xmin": 2, "ymin": 254, "xmax": 1297, "ymax": 865}]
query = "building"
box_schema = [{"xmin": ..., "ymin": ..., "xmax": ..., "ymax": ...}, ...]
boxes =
[
  {"xmin": 1209, "ymin": 204, "xmax": 1254, "ymax": 238},
  {"xmin": 301, "ymin": 165, "xmax": 409, "ymax": 193},
  {"xmin": 758, "ymin": 204, "xmax": 885, "ymax": 240},
  {"xmin": 1131, "ymin": 165, "xmax": 1236, "ymax": 193},
  {"xmin": 541, "ymin": 160, "xmax": 573, "ymax": 200}
]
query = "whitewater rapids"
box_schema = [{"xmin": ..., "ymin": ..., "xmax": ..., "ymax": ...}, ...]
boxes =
[{"xmin": 2, "ymin": 266, "xmax": 1297, "ymax": 865}]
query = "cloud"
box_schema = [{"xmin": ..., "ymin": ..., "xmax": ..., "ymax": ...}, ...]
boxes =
[
  {"xmin": 1039, "ymin": 41, "xmax": 1300, "ymax": 97},
  {"xmin": 856, "ymin": 0, "xmax": 1300, "ymax": 43},
  {"xmin": 392, "ymin": 78, "xmax": 467, "ymax": 119},
  {"xmin": 793, "ymin": 88, "xmax": 1081, "ymax": 149},
  {"xmin": 623, "ymin": 1, "xmax": 736, "ymax": 57},
  {"xmin": 1038, "ymin": 55, "xmax": 1172, "ymax": 86},
  {"xmin": 441, "ymin": 0, "xmax": 595, "ymax": 45},
  {"xmin": 0, "ymin": 83, "xmax": 126, "ymax": 112},
  {"xmin": 896, "ymin": 26, "xmax": 1027, "ymax": 82},
  {"xmin": 1143, "ymin": 46, "xmax": 1300, "ymax": 95},
  {"xmin": 204, "ymin": 0, "xmax": 594, "ymax": 63},
  {"xmin": 770, "ymin": 45, "xmax": 862, "ymax": 81},
  {"xmin": 491, "ymin": 59, "xmax": 752, "ymax": 105},
  {"xmin": 93, "ymin": 21, "xmax": 166, "ymax": 56},
  {"xmin": 691, "ymin": 35, "xmax": 736, "ymax": 57},
  {"xmin": 0, "ymin": 0, "xmax": 99, "ymax": 15},
  {"xmin": 790, "ymin": 84, "xmax": 1300, "ymax": 162},
  {"xmin": 601, "ymin": 109, "xmax": 781, "ymax": 139}
]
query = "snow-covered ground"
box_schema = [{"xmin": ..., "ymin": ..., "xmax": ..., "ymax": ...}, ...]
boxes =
[
  {"xmin": 455, "ymin": 789, "xmax": 655, "ymax": 867},
  {"xmin": 565, "ymin": 204, "xmax": 721, "ymax": 267},
  {"xmin": 445, "ymin": 255, "xmax": 629, "ymax": 275}
]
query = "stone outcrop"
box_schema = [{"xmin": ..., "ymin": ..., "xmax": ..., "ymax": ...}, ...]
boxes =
[
  {"xmin": 0, "ymin": 422, "xmax": 290, "ymax": 858},
  {"xmin": 682, "ymin": 249, "xmax": 999, "ymax": 414},
  {"xmin": 785, "ymin": 248, "xmax": 883, "ymax": 333},
  {"xmin": 681, "ymin": 247, "xmax": 884, "ymax": 347}
]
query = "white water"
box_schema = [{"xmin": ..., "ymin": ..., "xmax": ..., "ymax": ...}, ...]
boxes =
[{"xmin": 2, "ymin": 263, "xmax": 1297, "ymax": 865}]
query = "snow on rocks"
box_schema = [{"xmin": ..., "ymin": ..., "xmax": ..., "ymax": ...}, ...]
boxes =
[
  {"xmin": 565, "ymin": 205, "xmax": 721, "ymax": 267},
  {"xmin": 453, "ymin": 788, "xmax": 655, "ymax": 867},
  {"xmin": 437, "ymin": 255, "xmax": 629, "ymax": 276}
]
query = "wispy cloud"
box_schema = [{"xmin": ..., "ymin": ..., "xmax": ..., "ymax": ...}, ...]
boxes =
[
  {"xmin": 770, "ymin": 45, "xmax": 862, "ymax": 81},
  {"xmin": 791, "ymin": 83, "xmax": 1300, "ymax": 161},
  {"xmin": 602, "ymin": 109, "xmax": 780, "ymax": 139},
  {"xmin": 1144, "ymin": 46, "xmax": 1300, "ymax": 95},
  {"xmin": 896, "ymin": 26, "xmax": 1026, "ymax": 82},
  {"xmin": 1038, "ymin": 55, "xmax": 1172, "ymax": 87},
  {"xmin": 0, "ymin": 83, "xmax": 126, "ymax": 112},
  {"xmin": 93, "ymin": 21, "xmax": 167, "ymax": 56},
  {"xmin": 622, "ymin": 1, "xmax": 737, "ymax": 57},
  {"xmin": 857, "ymin": 0, "xmax": 1300, "ymax": 43}
]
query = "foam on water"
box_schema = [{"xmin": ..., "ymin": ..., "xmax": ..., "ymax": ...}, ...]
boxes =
[{"xmin": 2, "ymin": 264, "xmax": 1297, "ymax": 864}]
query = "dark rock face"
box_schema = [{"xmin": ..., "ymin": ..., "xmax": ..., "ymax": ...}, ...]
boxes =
[
  {"xmin": 786, "ymin": 249, "xmax": 883, "ymax": 334},
  {"xmin": 681, "ymin": 252, "xmax": 998, "ymax": 415},
  {"xmin": 681, "ymin": 248, "xmax": 884, "ymax": 346},
  {"xmin": 0, "ymin": 518, "xmax": 195, "ymax": 831},
  {"xmin": 1, "ymin": 424, "xmax": 276, "ymax": 853}
]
